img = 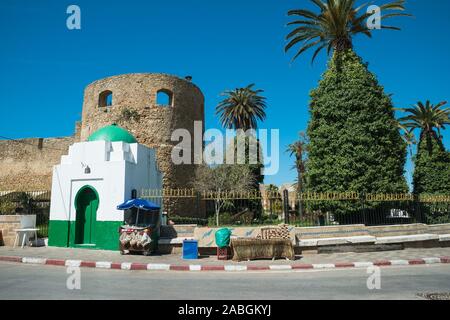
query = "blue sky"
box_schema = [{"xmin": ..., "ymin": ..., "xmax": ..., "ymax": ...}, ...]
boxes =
[{"xmin": 1, "ymin": 0, "xmax": 449, "ymax": 188}]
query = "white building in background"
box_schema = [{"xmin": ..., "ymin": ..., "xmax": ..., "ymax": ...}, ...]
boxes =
[{"xmin": 48, "ymin": 125, "xmax": 162, "ymax": 250}]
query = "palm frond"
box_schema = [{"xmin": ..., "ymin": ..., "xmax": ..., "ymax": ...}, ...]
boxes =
[
  {"xmin": 397, "ymin": 100, "xmax": 450, "ymax": 146},
  {"xmin": 215, "ymin": 84, "xmax": 267, "ymax": 131},
  {"xmin": 285, "ymin": 0, "xmax": 411, "ymax": 63}
]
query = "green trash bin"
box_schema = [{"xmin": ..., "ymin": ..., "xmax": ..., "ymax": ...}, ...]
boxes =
[{"xmin": 215, "ymin": 228, "xmax": 232, "ymax": 248}]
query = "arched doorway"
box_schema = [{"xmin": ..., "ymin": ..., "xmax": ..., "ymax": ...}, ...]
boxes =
[{"xmin": 74, "ymin": 186, "xmax": 99, "ymax": 245}]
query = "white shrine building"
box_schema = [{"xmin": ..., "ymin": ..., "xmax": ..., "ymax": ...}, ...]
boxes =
[{"xmin": 48, "ymin": 124, "xmax": 162, "ymax": 250}]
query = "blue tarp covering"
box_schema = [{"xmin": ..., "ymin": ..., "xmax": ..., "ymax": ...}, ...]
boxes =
[{"xmin": 117, "ymin": 198, "xmax": 160, "ymax": 211}]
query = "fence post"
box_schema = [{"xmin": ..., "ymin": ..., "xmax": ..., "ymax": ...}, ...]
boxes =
[
  {"xmin": 283, "ymin": 189, "xmax": 289, "ymax": 224},
  {"xmin": 361, "ymin": 192, "xmax": 367, "ymax": 226},
  {"xmin": 196, "ymin": 191, "xmax": 201, "ymax": 218},
  {"xmin": 413, "ymin": 194, "xmax": 423, "ymax": 223},
  {"xmin": 28, "ymin": 198, "xmax": 33, "ymax": 215},
  {"xmin": 298, "ymin": 193, "xmax": 303, "ymax": 218}
]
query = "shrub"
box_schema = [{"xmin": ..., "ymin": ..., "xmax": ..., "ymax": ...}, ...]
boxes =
[
  {"xmin": 413, "ymin": 136, "xmax": 450, "ymax": 195},
  {"xmin": 421, "ymin": 202, "xmax": 450, "ymax": 225},
  {"xmin": 0, "ymin": 200, "xmax": 16, "ymax": 215},
  {"xmin": 116, "ymin": 108, "xmax": 140, "ymax": 123}
]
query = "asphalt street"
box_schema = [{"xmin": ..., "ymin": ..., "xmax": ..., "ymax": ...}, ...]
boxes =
[{"xmin": 0, "ymin": 262, "xmax": 449, "ymax": 300}]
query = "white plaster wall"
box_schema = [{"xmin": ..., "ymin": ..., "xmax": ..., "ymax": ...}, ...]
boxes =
[
  {"xmin": 124, "ymin": 144, "xmax": 163, "ymax": 198},
  {"xmin": 61, "ymin": 140, "xmax": 108, "ymax": 165},
  {"xmin": 50, "ymin": 141, "xmax": 162, "ymax": 223}
]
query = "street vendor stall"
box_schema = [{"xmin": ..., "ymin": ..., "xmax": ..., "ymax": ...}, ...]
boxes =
[{"xmin": 117, "ymin": 198, "xmax": 161, "ymax": 256}]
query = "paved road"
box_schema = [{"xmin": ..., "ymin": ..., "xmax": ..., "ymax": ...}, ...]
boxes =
[{"xmin": 0, "ymin": 262, "xmax": 449, "ymax": 300}]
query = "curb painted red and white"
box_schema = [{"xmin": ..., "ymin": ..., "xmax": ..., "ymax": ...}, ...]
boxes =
[{"xmin": 1, "ymin": 255, "xmax": 449, "ymax": 272}]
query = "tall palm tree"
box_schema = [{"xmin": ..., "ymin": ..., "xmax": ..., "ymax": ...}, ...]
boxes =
[
  {"xmin": 216, "ymin": 84, "xmax": 267, "ymax": 131},
  {"xmin": 217, "ymin": 84, "xmax": 267, "ymax": 204},
  {"xmin": 285, "ymin": 0, "xmax": 410, "ymax": 63},
  {"xmin": 287, "ymin": 132, "xmax": 308, "ymax": 194},
  {"xmin": 397, "ymin": 101, "xmax": 450, "ymax": 150},
  {"xmin": 399, "ymin": 101, "xmax": 450, "ymax": 195},
  {"xmin": 287, "ymin": 132, "xmax": 309, "ymax": 215}
]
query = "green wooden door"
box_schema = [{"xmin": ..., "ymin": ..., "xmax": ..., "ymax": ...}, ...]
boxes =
[{"xmin": 75, "ymin": 187, "xmax": 99, "ymax": 245}]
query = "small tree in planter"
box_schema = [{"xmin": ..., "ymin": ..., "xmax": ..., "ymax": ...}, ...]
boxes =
[{"xmin": 194, "ymin": 164, "xmax": 255, "ymax": 226}]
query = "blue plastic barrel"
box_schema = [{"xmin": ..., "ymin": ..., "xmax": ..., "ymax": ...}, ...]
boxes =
[{"xmin": 182, "ymin": 239, "xmax": 198, "ymax": 260}]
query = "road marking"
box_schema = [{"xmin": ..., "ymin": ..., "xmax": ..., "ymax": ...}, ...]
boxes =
[
  {"xmin": 189, "ymin": 265, "xmax": 202, "ymax": 271},
  {"xmin": 45, "ymin": 259, "xmax": 65, "ymax": 266},
  {"xmin": 423, "ymin": 257, "xmax": 441, "ymax": 264},
  {"xmin": 224, "ymin": 265, "xmax": 247, "ymax": 271},
  {"xmin": 354, "ymin": 262, "xmax": 373, "ymax": 268},
  {"xmin": 201, "ymin": 265, "xmax": 225, "ymax": 271},
  {"xmin": 147, "ymin": 263, "xmax": 170, "ymax": 271},
  {"xmin": 121, "ymin": 262, "xmax": 132, "ymax": 270},
  {"xmin": 65, "ymin": 260, "xmax": 81, "ymax": 267},
  {"xmin": 269, "ymin": 265, "xmax": 292, "ymax": 270},
  {"xmin": 390, "ymin": 260, "xmax": 409, "ymax": 266},
  {"xmin": 1, "ymin": 254, "xmax": 449, "ymax": 273},
  {"xmin": 312, "ymin": 264, "xmax": 335, "ymax": 269},
  {"xmin": 95, "ymin": 261, "xmax": 112, "ymax": 269},
  {"xmin": 22, "ymin": 257, "xmax": 46, "ymax": 265}
]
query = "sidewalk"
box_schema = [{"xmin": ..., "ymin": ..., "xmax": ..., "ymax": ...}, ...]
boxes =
[{"xmin": 1, "ymin": 246, "xmax": 449, "ymax": 272}]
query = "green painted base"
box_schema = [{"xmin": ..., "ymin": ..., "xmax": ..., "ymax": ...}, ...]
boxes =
[{"xmin": 48, "ymin": 220, "xmax": 122, "ymax": 251}]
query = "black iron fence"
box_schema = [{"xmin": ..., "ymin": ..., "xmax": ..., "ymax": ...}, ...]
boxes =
[
  {"xmin": 1, "ymin": 189, "xmax": 449, "ymax": 236},
  {"xmin": 0, "ymin": 191, "xmax": 51, "ymax": 238},
  {"xmin": 291, "ymin": 193, "xmax": 450, "ymax": 227},
  {"xmin": 141, "ymin": 189, "xmax": 450, "ymax": 227}
]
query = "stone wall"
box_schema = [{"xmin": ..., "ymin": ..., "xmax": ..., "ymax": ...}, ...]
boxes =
[
  {"xmin": 0, "ymin": 137, "xmax": 74, "ymax": 191},
  {"xmin": 0, "ymin": 215, "xmax": 23, "ymax": 246},
  {"xmin": 79, "ymin": 73, "xmax": 205, "ymax": 217}
]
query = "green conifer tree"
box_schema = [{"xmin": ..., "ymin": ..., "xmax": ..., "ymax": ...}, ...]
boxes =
[
  {"xmin": 306, "ymin": 50, "xmax": 408, "ymax": 195},
  {"xmin": 413, "ymin": 136, "xmax": 450, "ymax": 195}
]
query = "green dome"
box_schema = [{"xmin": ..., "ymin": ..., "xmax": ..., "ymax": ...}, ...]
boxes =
[{"xmin": 87, "ymin": 125, "xmax": 137, "ymax": 143}]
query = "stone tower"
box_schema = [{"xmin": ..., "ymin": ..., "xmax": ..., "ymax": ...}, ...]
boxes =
[{"xmin": 79, "ymin": 73, "xmax": 205, "ymax": 217}]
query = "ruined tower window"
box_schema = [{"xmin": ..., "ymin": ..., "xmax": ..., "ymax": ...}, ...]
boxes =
[
  {"xmin": 99, "ymin": 90, "xmax": 113, "ymax": 108},
  {"xmin": 156, "ymin": 89, "xmax": 173, "ymax": 107}
]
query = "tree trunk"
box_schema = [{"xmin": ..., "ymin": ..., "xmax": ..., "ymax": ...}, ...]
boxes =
[
  {"xmin": 296, "ymin": 154, "xmax": 303, "ymax": 217},
  {"xmin": 297, "ymin": 167, "xmax": 303, "ymax": 217},
  {"xmin": 333, "ymin": 37, "xmax": 353, "ymax": 52},
  {"xmin": 215, "ymin": 201, "xmax": 220, "ymax": 227},
  {"xmin": 215, "ymin": 188, "xmax": 221, "ymax": 227}
]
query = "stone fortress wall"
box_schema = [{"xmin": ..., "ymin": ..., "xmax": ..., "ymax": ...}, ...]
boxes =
[
  {"xmin": 0, "ymin": 73, "xmax": 206, "ymax": 217},
  {"xmin": 0, "ymin": 137, "xmax": 75, "ymax": 191},
  {"xmin": 79, "ymin": 73, "xmax": 205, "ymax": 191}
]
